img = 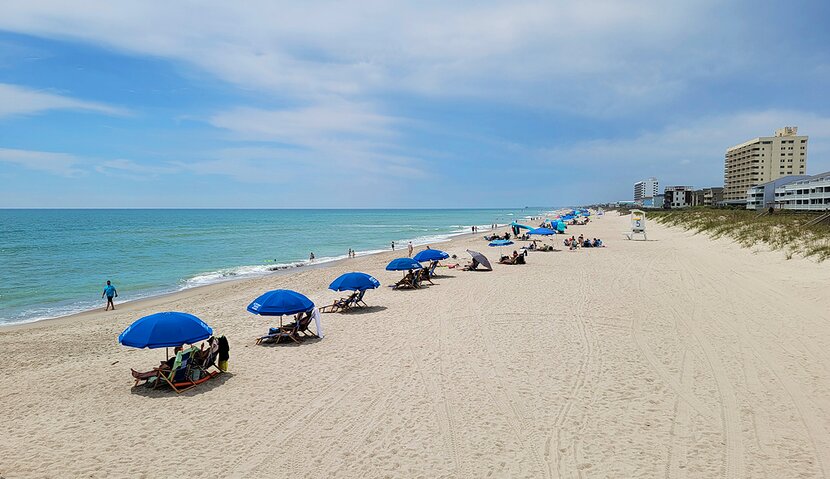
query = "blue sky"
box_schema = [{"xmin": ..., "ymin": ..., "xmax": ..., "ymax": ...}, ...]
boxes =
[{"xmin": 1, "ymin": 0, "xmax": 829, "ymax": 207}]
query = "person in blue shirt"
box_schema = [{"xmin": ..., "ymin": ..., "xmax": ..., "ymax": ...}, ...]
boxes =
[{"xmin": 102, "ymin": 280, "xmax": 118, "ymax": 311}]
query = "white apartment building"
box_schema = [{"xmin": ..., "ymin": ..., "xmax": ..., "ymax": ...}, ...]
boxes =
[
  {"xmin": 773, "ymin": 171, "xmax": 830, "ymax": 211},
  {"xmin": 634, "ymin": 177, "xmax": 659, "ymax": 206},
  {"xmin": 724, "ymin": 126, "xmax": 808, "ymax": 202},
  {"xmin": 664, "ymin": 186, "xmax": 694, "ymax": 208}
]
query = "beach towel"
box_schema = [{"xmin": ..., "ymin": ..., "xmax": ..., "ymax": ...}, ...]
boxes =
[{"xmin": 311, "ymin": 307, "xmax": 324, "ymax": 338}]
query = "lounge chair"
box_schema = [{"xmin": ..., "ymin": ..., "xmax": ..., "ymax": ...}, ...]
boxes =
[
  {"xmin": 132, "ymin": 346, "xmax": 211, "ymax": 394},
  {"xmin": 256, "ymin": 312, "xmax": 317, "ymax": 345},
  {"xmin": 418, "ymin": 267, "xmax": 434, "ymax": 285},
  {"xmin": 353, "ymin": 290, "xmax": 368, "ymax": 308},
  {"xmin": 189, "ymin": 346, "xmax": 223, "ymax": 382},
  {"xmin": 392, "ymin": 272, "xmax": 419, "ymax": 290},
  {"xmin": 320, "ymin": 291, "xmax": 358, "ymax": 313}
]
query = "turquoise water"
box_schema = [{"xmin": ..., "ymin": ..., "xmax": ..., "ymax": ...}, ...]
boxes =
[{"xmin": 0, "ymin": 208, "xmax": 546, "ymax": 324}]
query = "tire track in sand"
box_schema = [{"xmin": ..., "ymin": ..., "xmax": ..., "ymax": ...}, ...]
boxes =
[
  {"xmin": 630, "ymin": 252, "xmax": 717, "ymax": 423},
  {"xmin": 408, "ymin": 344, "xmax": 462, "ymax": 476},
  {"xmin": 543, "ymin": 266, "xmax": 599, "ymax": 479},
  {"xmin": 679, "ymin": 251, "xmax": 828, "ymax": 477},
  {"xmin": 664, "ymin": 348, "xmax": 691, "ymax": 479},
  {"xmin": 670, "ymin": 244, "xmax": 745, "ymax": 478}
]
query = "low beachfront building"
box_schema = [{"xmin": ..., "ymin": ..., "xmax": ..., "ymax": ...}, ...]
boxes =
[
  {"xmin": 746, "ymin": 175, "xmax": 809, "ymax": 210},
  {"xmin": 664, "ymin": 186, "xmax": 693, "ymax": 209},
  {"xmin": 773, "ymin": 171, "xmax": 830, "ymax": 211},
  {"xmin": 691, "ymin": 187, "xmax": 724, "ymax": 207}
]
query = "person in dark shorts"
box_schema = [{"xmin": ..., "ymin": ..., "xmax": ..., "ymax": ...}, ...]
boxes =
[{"xmin": 102, "ymin": 280, "xmax": 117, "ymax": 310}]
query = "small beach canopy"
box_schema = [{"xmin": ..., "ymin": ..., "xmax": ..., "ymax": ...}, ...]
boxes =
[
  {"xmin": 509, "ymin": 221, "xmax": 533, "ymax": 230},
  {"xmin": 413, "ymin": 249, "xmax": 449, "ymax": 262},
  {"xmin": 528, "ymin": 227, "xmax": 556, "ymax": 236},
  {"xmin": 118, "ymin": 312, "xmax": 213, "ymax": 349},
  {"xmin": 488, "ymin": 239, "xmax": 514, "ymax": 247},
  {"xmin": 465, "ymin": 250, "xmax": 493, "ymax": 270},
  {"xmin": 329, "ymin": 272, "xmax": 380, "ymax": 291},
  {"xmin": 247, "ymin": 289, "xmax": 314, "ymax": 316},
  {"xmin": 386, "ymin": 257, "xmax": 424, "ymax": 271}
]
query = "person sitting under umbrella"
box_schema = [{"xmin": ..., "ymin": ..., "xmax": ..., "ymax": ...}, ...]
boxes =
[{"xmin": 130, "ymin": 346, "xmax": 183, "ymax": 380}]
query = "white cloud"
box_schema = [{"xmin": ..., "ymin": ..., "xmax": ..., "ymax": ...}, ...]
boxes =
[
  {"xmin": 0, "ymin": 83, "xmax": 127, "ymax": 118},
  {"xmin": 204, "ymin": 102, "xmax": 424, "ymax": 179},
  {"xmin": 94, "ymin": 159, "xmax": 180, "ymax": 178},
  {"xmin": 0, "ymin": 148, "xmax": 84, "ymax": 176},
  {"xmin": 0, "ymin": 0, "xmax": 743, "ymax": 115},
  {"xmin": 208, "ymin": 101, "xmax": 399, "ymax": 145}
]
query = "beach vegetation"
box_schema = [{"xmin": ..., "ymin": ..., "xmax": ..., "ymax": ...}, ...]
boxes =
[{"xmin": 648, "ymin": 208, "xmax": 830, "ymax": 262}]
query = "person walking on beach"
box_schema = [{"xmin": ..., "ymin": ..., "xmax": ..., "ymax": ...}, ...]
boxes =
[
  {"xmin": 391, "ymin": 241, "xmax": 395, "ymax": 251},
  {"xmin": 102, "ymin": 280, "xmax": 117, "ymax": 311},
  {"xmin": 408, "ymin": 241, "xmax": 413, "ymax": 257},
  {"xmin": 309, "ymin": 252, "xmax": 315, "ymax": 261}
]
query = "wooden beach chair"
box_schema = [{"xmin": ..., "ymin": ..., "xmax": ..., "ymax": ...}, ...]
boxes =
[
  {"xmin": 418, "ymin": 267, "xmax": 434, "ymax": 285},
  {"xmin": 354, "ymin": 290, "xmax": 367, "ymax": 308},
  {"xmin": 392, "ymin": 272, "xmax": 419, "ymax": 290},
  {"xmin": 131, "ymin": 347, "xmax": 207, "ymax": 394},
  {"xmin": 189, "ymin": 347, "xmax": 223, "ymax": 382},
  {"xmin": 427, "ymin": 261, "xmax": 439, "ymax": 277},
  {"xmin": 320, "ymin": 291, "xmax": 358, "ymax": 313},
  {"xmin": 256, "ymin": 313, "xmax": 317, "ymax": 345}
]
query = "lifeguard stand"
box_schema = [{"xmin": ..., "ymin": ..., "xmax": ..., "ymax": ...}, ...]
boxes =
[{"xmin": 625, "ymin": 209, "xmax": 647, "ymax": 240}]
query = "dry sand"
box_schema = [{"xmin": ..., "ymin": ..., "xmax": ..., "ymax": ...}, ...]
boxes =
[{"xmin": 2, "ymin": 212, "xmax": 830, "ymax": 478}]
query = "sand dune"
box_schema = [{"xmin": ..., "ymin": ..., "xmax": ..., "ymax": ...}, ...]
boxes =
[{"xmin": 2, "ymin": 212, "xmax": 829, "ymax": 478}]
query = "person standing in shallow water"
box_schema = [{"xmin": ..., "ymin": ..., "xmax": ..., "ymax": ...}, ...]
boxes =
[{"xmin": 102, "ymin": 280, "xmax": 117, "ymax": 311}]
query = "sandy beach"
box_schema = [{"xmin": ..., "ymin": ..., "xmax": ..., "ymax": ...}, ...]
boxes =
[{"xmin": 2, "ymin": 212, "xmax": 830, "ymax": 478}]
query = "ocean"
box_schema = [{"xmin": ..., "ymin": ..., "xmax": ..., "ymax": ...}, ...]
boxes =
[{"xmin": 0, "ymin": 208, "xmax": 547, "ymax": 325}]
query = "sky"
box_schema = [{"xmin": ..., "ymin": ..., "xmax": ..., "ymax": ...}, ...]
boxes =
[{"xmin": 0, "ymin": 0, "xmax": 829, "ymax": 208}]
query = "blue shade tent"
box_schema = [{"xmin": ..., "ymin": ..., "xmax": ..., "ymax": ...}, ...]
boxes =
[
  {"xmin": 386, "ymin": 257, "xmax": 424, "ymax": 271},
  {"xmin": 118, "ymin": 312, "xmax": 213, "ymax": 349},
  {"xmin": 329, "ymin": 272, "xmax": 380, "ymax": 291},
  {"xmin": 528, "ymin": 227, "xmax": 556, "ymax": 236},
  {"xmin": 413, "ymin": 249, "xmax": 449, "ymax": 262},
  {"xmin": 247, "ymin": 289, "xmax": 314, "ymax": 316},
  {"xmin": 488, "ymin": 239, "xmax": 514, "ymax": 247},
  {"xmin": 509, "ymin": 221, "xmax": 533, "ymax": 230}
]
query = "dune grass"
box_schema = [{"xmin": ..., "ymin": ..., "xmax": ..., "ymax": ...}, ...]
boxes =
[{"xmin": 648, "ymin": 208, "xmax": 830, "ymax": 262}]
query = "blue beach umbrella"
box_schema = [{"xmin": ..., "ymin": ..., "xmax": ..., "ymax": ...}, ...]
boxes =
[
  {"xmin": 528, "ymin": 227, "xmax": 556, "ymax": 236},
  {"xmin": 118, "ymin": 312, "xmax": 213, "ymax": 349},
  {"xmin": 247, "ymin": 289, "xmax": 314, "ymax": 316},
  {"xmin": 489, "ymin": 239, "xmax": 514, "ymax": 256},
  {"xmin": 329, "ymin": 272, "xmax": 381, "ymax": 291},
  {"xmin": 386, "ymin": 257, "xmax": 424, "ymax": 271},
  {"xmin": 413, "ymin": 249, "xmax": 449, "ymax": 263}
]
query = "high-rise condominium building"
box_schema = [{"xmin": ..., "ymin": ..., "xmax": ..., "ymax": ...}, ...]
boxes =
[
  {"xmin": 634, "ymin": 177, "xmax": 659, "ymax": 206},
  {"xmin": 723, "ymin": 126, "xmax": 808, "ymax": 202}
]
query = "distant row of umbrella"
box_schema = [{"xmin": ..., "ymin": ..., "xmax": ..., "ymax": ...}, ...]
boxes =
[
  {"xmin": 118, "ymin": 247, "xmax": 470, "ymax": 351},
  {"xmin": 118, "ymin": 270, "xmax": 385, "ymax": 350}
]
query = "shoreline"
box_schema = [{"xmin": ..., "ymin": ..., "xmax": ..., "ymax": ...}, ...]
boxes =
[{"xmin": 0, "ymin": 226, "xmax": 496, "ymax": 332}]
